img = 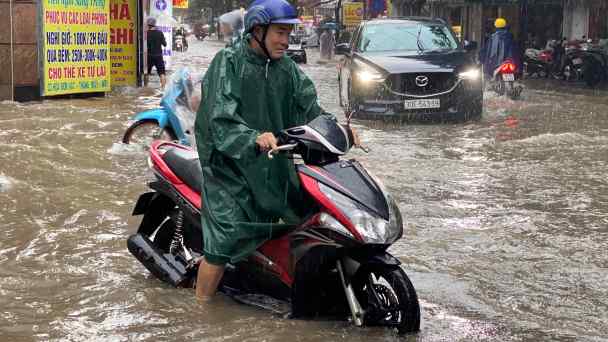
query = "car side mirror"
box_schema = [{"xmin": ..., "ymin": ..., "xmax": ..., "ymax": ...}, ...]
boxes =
[
  {"xmin": 464, "ymin": 40, "xmax": 478, "ymax": 51},
  {"xmin": 335, "ymin": 43, "xmax": 350, "ymax": 55}
]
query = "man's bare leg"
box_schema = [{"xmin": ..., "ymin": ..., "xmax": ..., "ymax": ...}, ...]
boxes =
[
  {"xmin": 160, "ymin": 74, "xmax": 167, "ymax": 89},
  {"xmin": 196, "ymin": 258, "xmax": 225, "ymax": 301}
]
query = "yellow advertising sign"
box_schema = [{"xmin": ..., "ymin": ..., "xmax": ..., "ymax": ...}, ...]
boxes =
[
  {"xmin": 110, "ymin": 0, "xmax": 137, "ymax": 87},
  {"xmin": 41, "ymin": 0, "xmax": 111, "ymax": 96},
  {"xmin": 342, "ymin": 3, "xmax": 364, "ymax": 26},
  {"xmin": 173, "ymin": 0, "xmax": 188, "ymax": 9}
]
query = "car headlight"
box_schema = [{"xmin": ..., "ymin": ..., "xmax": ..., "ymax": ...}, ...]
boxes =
[
  {"xmin": 318, "ymin": 183, "xmax": 402, "ymax": 244},
  {"xmin": 459, "ymin": 68, "xmax": 481, "ymax": 80},
  {"xmin": 354, "ymin": 61, "xmax": 385, "ymax": 83}
]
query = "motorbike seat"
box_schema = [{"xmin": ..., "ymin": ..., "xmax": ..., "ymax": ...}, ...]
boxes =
[{"xmin": 162, "ymin": 148, "xmax": 202, "ymax": 195}]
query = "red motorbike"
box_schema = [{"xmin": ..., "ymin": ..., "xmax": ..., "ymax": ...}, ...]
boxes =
[
  {"xmin": 491, "ymin": 58, "xmax": 522, "ymax": 99},
  {"xmin": 127, "ymin": 116, "xmax": 420, "ymax": 334}
]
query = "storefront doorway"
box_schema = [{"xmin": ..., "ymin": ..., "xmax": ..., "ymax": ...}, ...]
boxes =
[{"xmin": 526, "ymin": 3, "xmax": 563, "ymax": 49}]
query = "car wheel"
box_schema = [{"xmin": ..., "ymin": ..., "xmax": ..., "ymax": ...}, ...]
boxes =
[{"xmin": 345, "ymin": 79, "xmax": 358, "ymax": 116}]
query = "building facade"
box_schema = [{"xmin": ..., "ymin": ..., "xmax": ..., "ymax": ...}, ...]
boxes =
[
  {"xmin": 389, "ymin": 0, "xmax": 608, "ymax": 49},
  {"xmin": 0, "ymin": 0, "xmax": 39, "ymax": 101}
]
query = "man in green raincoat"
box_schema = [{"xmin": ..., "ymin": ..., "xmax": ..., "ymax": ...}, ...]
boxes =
[{"xmin": 194, "ymin": 0, "xmax": 357, "ymax": 300}]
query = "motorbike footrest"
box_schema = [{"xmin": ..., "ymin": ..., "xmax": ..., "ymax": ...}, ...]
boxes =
[{"xmin": 127, "ymin": 233, "xmax": 190, "ymax": 287}]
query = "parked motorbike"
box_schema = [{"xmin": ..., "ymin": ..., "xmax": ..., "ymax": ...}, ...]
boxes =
[
  {"xmin": 122, "ymin": 68, "xmax": 200, "ymax": 146},
  {"xmin": 562, "ymin": 40, "xmax": 607, "ymax": 87},
  {"xmin": 126, "ymin": 115, "xmax": 421, "ymax": 334},
  {"xmin": 490, "ymin": 58, "xmax": 522, "ymax": 99},
  {"xmin": 523, "ymin": 47, "xmax": 554, "ymax": 78}
]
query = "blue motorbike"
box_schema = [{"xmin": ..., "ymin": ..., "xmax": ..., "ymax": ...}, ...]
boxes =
[{"xmin": 122, "ymin": 68, "xmax": 200, "ymax": 146}]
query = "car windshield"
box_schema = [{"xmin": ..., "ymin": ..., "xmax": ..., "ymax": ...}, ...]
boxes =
[{"xmin": 357, "ymin": 22, "xmax": 458, "ymax": 53}]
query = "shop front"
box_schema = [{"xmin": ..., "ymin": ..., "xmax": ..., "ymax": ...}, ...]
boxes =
[{"xmin": 564, "ymin": 0, "xmax": 608, "ymax": 41}]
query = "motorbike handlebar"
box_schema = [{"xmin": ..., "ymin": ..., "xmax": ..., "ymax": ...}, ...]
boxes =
[{"xmin": 267, "ymin": 143, "xmax": 298, "ymax": 159}]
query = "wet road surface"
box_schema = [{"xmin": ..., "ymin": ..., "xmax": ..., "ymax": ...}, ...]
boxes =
[{"xmin": 1, "ymin": 39, "xmax": 607, "ymax": 341}]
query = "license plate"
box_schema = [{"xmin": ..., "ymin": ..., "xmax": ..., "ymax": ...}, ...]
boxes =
[
  {"xmin": 404, "ymin": 99, "xmax": 440, "ymax": 110},
  {"xmin": 573, "ymin": 58, "xmax": 583, "ymax": 65},
  {"xmin": 502, "ymin": 73, "xmax": 515, "ymax": 81}
]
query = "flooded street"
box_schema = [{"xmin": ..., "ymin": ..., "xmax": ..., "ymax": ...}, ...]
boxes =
[{"xmin": 1, "ymin": 39, "xmax": 607, "ymax": 341}]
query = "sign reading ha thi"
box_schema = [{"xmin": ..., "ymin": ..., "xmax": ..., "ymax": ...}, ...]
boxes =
[{"xmin": 110, "ymin": 0, "xmax": 137, "ymax": 87}]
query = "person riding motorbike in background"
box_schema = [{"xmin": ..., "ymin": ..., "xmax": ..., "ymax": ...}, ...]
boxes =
[
  {"xmin": 193, "ymin": 0, "xmax": 358, "ymax": 301},
  {"xmin": 174, "ymin": 26, "xmax": 189, "ymax": 51},
  {"xmin": 479, "ymin": 18, "xmax": 517, "ymax": 77}
]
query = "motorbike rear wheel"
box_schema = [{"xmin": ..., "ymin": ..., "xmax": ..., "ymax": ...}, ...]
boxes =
[
  {"xmin": 122, "ymin": 120, "xmax": 177, "ymax": 145},
  {"xmin": 492, "ymin": 80, "xmax": 505, "ymax": 95},
  {"xmin": 355, "ymin": 266, "xmax": 420, "ymax": 334},
  {"xmin": 505, "ymin": 81, "xmax": 521, "ymax": 100}
]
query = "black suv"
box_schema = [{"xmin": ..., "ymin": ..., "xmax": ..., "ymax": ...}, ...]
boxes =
[{"xmin": 336, "ymin": 18, "xmax": 482, "ymax": 121}]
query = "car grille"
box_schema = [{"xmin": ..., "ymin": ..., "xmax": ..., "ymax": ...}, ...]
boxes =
[{"xmin": 395, "ymin": 72, "xmax": 457, "ymax": 95}]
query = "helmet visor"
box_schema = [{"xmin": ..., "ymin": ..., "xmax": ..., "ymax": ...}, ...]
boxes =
[{"xmin": 272, "ymin": 18, "xmax": 301, "ymax": 25}]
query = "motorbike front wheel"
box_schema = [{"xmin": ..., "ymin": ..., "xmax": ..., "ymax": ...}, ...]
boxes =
[
  {"xmin": 122, "ymin": 120, "xmax": 177, "ymax": 145},
  {"xmin": 355, "ymin": 266, "xmax": 420, "ymax": 334}
]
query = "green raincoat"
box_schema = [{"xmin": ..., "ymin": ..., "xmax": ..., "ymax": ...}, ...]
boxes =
[{"xmin": 195, "ymin": 37, "xmax": 329, "ymax": 265}]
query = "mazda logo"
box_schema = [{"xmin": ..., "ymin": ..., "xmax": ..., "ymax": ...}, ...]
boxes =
[{"xmin": 415, "ymin": 75, "xmax": 429, "ymax": 87}]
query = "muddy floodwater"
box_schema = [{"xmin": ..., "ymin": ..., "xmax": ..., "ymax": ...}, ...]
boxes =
[{"xmin": 1, "ymin": 40, "xmax": 607, "ymax": 341}]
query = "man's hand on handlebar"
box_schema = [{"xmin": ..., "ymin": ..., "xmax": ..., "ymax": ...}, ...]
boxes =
[{"xmin": 256, "ymin": 132, "xmax": 278, "ymax": 152}]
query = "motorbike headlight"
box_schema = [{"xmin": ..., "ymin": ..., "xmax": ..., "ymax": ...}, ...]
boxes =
[
  {"xmin": 318, "ymin": 212, "xmax": 355, "ymax": 239},
  {"xmin": 354, "ymin": 61, "xmax": 385, "ymax": 83},
  {"xmin": 459, "ymin": 68, "xmax": 481, "ymax": 80},
  {"xmin": 318, "ymin": 183, "xmax": 402, "ymax": 244}
]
